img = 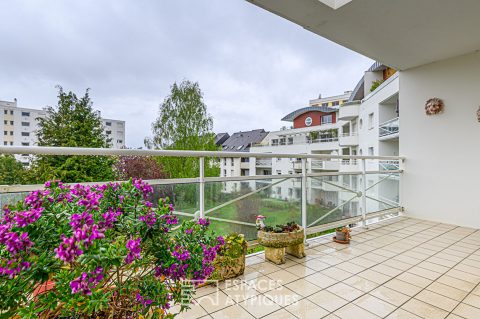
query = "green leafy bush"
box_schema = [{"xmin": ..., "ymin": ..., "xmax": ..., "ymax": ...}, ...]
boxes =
[{"xmin": 0, "ymin": 179, "xmax": 222, "ymax": 318}]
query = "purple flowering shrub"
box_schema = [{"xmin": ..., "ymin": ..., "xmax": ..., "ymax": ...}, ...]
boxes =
[{"xmin": 0, "ymin": 179, "xmax": 223, "ymax": 318}]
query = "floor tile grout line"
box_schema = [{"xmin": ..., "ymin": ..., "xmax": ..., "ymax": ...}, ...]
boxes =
[
  {"xmin": 229, "ymin": 217, "xmax": 418, "ymax": 318},
  {"xmin": 378, "ymin": 230, "xmax": 480, "ymax": 319},
  {"xmin": 444, "ymin": 247, "xmax": 480, "ymax": 319},
  {"xmin": 196, "ymin": 218, "xmax": 477, "ymax": 318},
  {"xmin": 301, "ymin": 222, "xmax": 479, "ymax": 318},
  {"xmin": 276, "ymin": 219, "xmax": 457, "ymax": 318}
]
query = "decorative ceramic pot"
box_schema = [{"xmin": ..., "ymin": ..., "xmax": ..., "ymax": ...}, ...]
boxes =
[{"xmin": 336, "ymin": 230, "xmax": 347, "ymax": 241}]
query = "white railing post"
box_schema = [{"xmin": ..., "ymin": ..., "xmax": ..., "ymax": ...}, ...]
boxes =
[
  {"xmin": 399, "ymin": 158, "xmax": 405, "ymax": 214},
  {"xmin": 361, "ymin": 158, "xmax": 368, "ymax": 228},
  {"xmin": 301, "ymin": 158, "xmax": 307, "ymax": 243},
  {"xmin": 199, "ymin": 157, "xmax": 205, "ymax": 219}
]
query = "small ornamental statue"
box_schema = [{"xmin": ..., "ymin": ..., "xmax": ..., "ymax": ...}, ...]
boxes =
[{"xmin": 256, "ymin": 215, "xmax": 266, "ymax": 230}]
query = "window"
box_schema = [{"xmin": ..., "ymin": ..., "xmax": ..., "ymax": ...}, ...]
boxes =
[
  {"xmin": 276, "ymin": 187, "xmax": 281, "ymax": 194},
  {"xmin": 10, "ymin": 110, "xmax": 13, "ymax": 115},
  {"xmin": 304, "ymin": 117, "xmax": 313, "ymax": 126},
  {"xmin": 10, "ymin": 121, "xmax": 13, "ymax": 125},
  {"xmin": 106, "ymin": 122, "xmax": 112, "ymax": 126},
  {"xmin": 332, "ymin": 101, "xmax": 340, "ymax": 106},
  {"xmin": 3, "ymin": 120, "xmax": 6, "ymax": 124},
  {"xmin": 359, "ymin": 119, "xmax": 363, "ymax": 129},
  {"xmin": 288, "ymin": 188, "xmax": 293, "ymax": 197},
  {"xmin": 241, "ymin": 157, "xmax": 249, "ymax": 162},
  {"xmin": 22, "ymin": 142, "xmax": 29, "ymax": 146},
  {"xmin": 231, "ymin": 158, "xmax": 234, "ymax": 166},
  {"xmin": 3, "ymin": 131, "xmax": 7, "ymax": 135},
  {"xmin": 276, "ymin": 170, "xmax": 282, "ymax": 175},
  {"xmin": 223, "ymin": 169, "xmax": 227, "ymax": 176},
  {"xmin": 322, "ymin": 103, "xmax": 328, "ymax": 107},
  {"xmin": 3, "ymin": 142, "xmax": 6, "ymax": 145},
  {"xmin": 3, "ymin": 110, "xmax": 7, "ymax": 114},
  {"xmin": 21, "ymin": 132, "xmax": 30, "ymax": 136},
  {"xmin": 287, "ymin": 137, "xmax": 293, "ymax": 144},
  {"xmin": 368, "ymin": 113, "xmax": 374, "ymax": 129},
  {"xmin": 321, "ymin": 114, "xmax": 333, "ymax": 124},
  {"xmin": 10, "ymin": 131, "xmax": 13, "ymax": 135},
  {"xmin": 9, "ymin": 142, "xmax": 13, "ymax": 145},
  {"xmin": 106, "ymin": 130, "xmax": 112, "ymax": 135},
  {"xmin": 262, "ymin": 170, "xmax": 270, "ymax": 176},
  {"xmin": 368, "ymin": 147, "xmax": 374, "ymax": 156},
  {"xmin": 21, "ymin": 122, "xmax": 30, "ymax": 127},
  {"xmin": 117, "ymin": 140, "xmax": 123, "ymax": 144},
  {"xmin": 22, "ymin": 112, "xmax": 30, "ymax": 117}
]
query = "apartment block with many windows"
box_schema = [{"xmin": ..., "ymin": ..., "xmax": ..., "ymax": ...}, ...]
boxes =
[{"xmin": 0, "ymin": 99, "xmax": 126, "ymax": 164}]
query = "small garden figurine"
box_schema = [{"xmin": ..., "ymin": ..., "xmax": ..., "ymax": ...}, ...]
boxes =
[{"xmin": 256, "ymin": 215, "xmax": 267, "ymax": 229}]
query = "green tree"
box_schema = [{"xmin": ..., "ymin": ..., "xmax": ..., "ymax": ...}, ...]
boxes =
[
  {"xmin": 145, "ymin": 80, "xmax": 219, "ymax": 178},
  {"xmin": 31, "ymin": 86, "xmax": 115, "ymax": 183},
  {"xmin": 0, "ymin": 155, "xmax": 27, "ymax": 184}
]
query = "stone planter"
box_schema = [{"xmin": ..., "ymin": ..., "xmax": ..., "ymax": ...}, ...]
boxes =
[
  {"xmin": 211, "ymin": 254, "xmax": 246, "ymax": 281},
  {"xmin": 257, "ymin": 227, "xmax": 306, "ymax": 264}
]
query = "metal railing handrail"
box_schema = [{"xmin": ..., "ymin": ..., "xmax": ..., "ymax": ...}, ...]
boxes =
[
  {"xmin": 379, "ymin": 117, "xmax": 399, "ymax": 127},
  {"xmin": 0, "ymin": 146, "xmax": 404, "ymax": 244},
  {"xmin": 0, "ymin": 146, "xmax": 404, "ymax": 161}
]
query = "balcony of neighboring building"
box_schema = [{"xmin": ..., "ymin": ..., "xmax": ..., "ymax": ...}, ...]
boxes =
[
  {"xmin": 338, "ymin": 133, "xmax": 359, "ymax": 147},
  {"xmin": 255, "ymin": 158, "xmax": 272, "ymax": 167},
  {"xmin": 240, "ymin": 157, "xmax": 250, "ymax": 169},
  {"xmin": 338, "ymin": 101, "xmax": 360, "ymax": 121},
  {"xmin": 379, "ymin": 117, "xmax": 399, "ymax": 141},
  {"xmin": 339, "ymin": 159, "xmax": 360, "ymax": 172}
]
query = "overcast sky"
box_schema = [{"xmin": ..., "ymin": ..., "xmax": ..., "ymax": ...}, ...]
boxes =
[{"xmin": 0, "ymin": 0, "xmax": 373, "ymax": 148}]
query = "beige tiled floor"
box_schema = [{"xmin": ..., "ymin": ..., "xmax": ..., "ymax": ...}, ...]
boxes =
[{"xmin": 175, "ymin": 217, "xmax": 480, "ymax": 319}]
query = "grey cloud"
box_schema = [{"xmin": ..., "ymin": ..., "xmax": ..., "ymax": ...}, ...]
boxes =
[{"xmin": 0, "ymin": 0, "xmax": 372, "ymax": 147}]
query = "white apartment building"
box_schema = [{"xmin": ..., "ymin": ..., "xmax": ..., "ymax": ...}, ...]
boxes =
[
  {"xmin": 338, "ymin": 63, "xmax": 400, "ymax": 217},
  {"xmin": 218, "ymin": 129, "xmax": 269, "ymax": 193},
  {"xmin": 0, "ymin": 99, "xmax": 126, "ymax": 164},
  {"xmin": 222, "ymin": 66, "xmax": 400, "ymax": 220}
]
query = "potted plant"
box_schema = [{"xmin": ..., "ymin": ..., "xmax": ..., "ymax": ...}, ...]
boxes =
[
  {"xmin": 257, "ymin": 219, "xmax": 305, "ymax": 265},
  {"xmin": 0, "ymin": 179, "xmax": 223, "ymax": 319},
  {"xmin": 210, "ymin": 233, "xmax": 247, "ymax": 281},
  {"xmin": 334, "ymin": 226, "xmax": 351, "ymax": 244}
]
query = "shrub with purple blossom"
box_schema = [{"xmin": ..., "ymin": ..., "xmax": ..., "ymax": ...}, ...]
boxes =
[{"xmin": 0, "ymin": 179, "xmax": 221, "ymax": 318}]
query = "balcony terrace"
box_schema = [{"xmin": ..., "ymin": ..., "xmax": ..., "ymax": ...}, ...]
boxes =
[
  {"xmin": 175, "ymin": 216, "xmax": 480, "ymax": 319},
  {"xmin": 4, "ymin": 146, "xmax": 478, "ymax": 319}
]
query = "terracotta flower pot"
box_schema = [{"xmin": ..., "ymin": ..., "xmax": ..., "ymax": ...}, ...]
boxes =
[{"xmin": 33, "ymin": 280, "xmax": 56, "ymax": 297}]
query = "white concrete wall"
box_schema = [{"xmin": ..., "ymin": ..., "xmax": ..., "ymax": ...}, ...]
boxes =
[{"xmin": 400, "ymin": 52, "xmax": 480, "ymax": 228}]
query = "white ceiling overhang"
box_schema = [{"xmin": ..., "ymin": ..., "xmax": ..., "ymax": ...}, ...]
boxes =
[{"xmin": 246, "ymin": 0, "xmax": 480, "ymax": 70}]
